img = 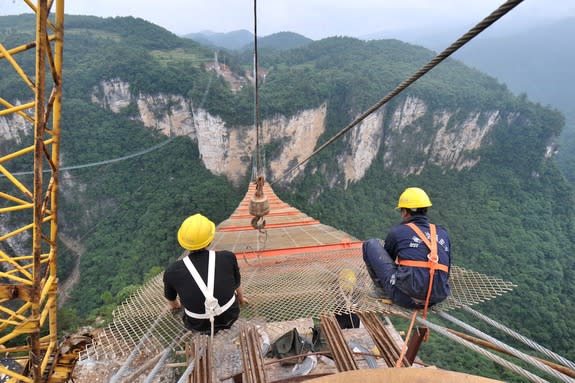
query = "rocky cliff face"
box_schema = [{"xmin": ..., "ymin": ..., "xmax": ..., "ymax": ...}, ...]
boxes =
[
  {"xmin": 0, "ymin": 113, "xmax": 30, "ymax": 143},
  {"xmin": 0, "ymin": 79, "xmax": 526, "ymax": 188},
  {"xmin": 92, "ymin": 79, "xmax": 328, "ymax": 185},
  {"xmin": 90, "ymin": 79, "xmax": 527, "ymax": 187},
  {"xmin": 0, "ymin": 216, "xmax": 30, "ymax": 260}
]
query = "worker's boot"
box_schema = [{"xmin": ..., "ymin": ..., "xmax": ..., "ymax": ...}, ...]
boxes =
[{"xmin": 368, "ymin": 286, "xmax": 389, "ymax": 299}]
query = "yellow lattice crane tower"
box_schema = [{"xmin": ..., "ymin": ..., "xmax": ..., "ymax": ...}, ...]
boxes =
[{"xmin": 0, "ymin": 1, "xmax": 70, "ymax": 382}]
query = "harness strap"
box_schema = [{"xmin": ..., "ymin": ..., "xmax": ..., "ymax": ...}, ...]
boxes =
[
  {"xmin": 182, "ymin": 251, "xmax": 236, "ymax": 320},
  {"xmin": 183, "ymin": 252, "xmax": 211, "ymax": 294},
  {"xmin": 397, "ymin": 259, "xmax": 449, "ymax": 273},
  {"xmin": 402, "ymin": 223, "xmax": 447, "ymax": 320},
  {"xmin": 405, "ymin": 223, "xmax": 437, "ymax": 262},
  {"xmin": 207, "ymin": 248, "xmax": 215, "ymax": 298},
  {"xmin": 184, "ymin": 296, "xmax": 236, "ymax": 319}
]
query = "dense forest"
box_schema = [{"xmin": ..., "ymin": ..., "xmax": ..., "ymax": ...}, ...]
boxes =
[{"xmin": 1, "ymin": 14, "xmax": 574, "ymax": 381}]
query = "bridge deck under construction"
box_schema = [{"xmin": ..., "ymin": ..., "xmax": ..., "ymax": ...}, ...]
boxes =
[
  {"xmin": 75, "ymin": 183, "xmax": 516, "ymax": 382},
  {"xmin": 216, "ymin": 183, "xmax": 515, "ymax": 320}
]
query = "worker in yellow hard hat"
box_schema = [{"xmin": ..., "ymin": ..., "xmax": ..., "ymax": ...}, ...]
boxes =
[
  {"xmin": 163, "ymin": 214, "xmax": 248, "ymax": 334},
  {"xmin": 362, "ymin": 187, "xmax": 451, "ymax": 309}
]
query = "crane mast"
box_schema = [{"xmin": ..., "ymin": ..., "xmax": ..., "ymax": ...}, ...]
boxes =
[{"xmin": 0, "ymin": 1, "xmax": 65, "ymax": 381}]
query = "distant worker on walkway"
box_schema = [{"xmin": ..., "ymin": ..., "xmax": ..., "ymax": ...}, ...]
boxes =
[
  {"xmin": 163, "ymin": 214, "xmax": 248, "ymax": 334},
  {"xmin": 363, "ymin": 187, "xmax": 451, "ymax": 309}
]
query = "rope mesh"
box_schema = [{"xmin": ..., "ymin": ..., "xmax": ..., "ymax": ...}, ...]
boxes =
[
  {"xmin": 79, "ymin": 248, "xmax": 515, "ymax": 363},
  {"xmin": 239, "ymin": 249, "xmax": 515, "ymax": 321},
  {"xmin": 80, "ymin": 273, "xmax": 183, "ymax": 361}
]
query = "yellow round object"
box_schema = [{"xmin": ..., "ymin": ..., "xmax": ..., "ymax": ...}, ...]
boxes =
[
  {"xmin": 339, "ymin": 269, "xmax": 357, "ymax": 292},
  {"xmin": 397, "ymin": 187, "xmax": 432, "ymax": 209},
  {"xmin": 177, "ymin": 214, "xmax": 215, "ymax": 251}
]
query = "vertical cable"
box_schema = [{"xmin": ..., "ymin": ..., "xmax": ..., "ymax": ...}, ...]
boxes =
[{"xmin": 253, "ymin": 0, "xmax": 261, "ymax": 178}]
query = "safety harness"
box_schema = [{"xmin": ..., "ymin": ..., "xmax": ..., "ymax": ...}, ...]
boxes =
[
  {"xmin": 397, "ymin": 223, "xmax": 449, "ymax": 319},
  {"xmin": 395, "ymin": 222, "xmax": 450, "ymax": 367},
  {"xmin": 182, "ymin": 251, "xmax": 236, "ymax": 336}
]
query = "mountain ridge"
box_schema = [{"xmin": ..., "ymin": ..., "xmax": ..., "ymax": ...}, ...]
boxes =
[{"xmin": 183, "ymin": 29, "xmax": 313, "ymax": 51}]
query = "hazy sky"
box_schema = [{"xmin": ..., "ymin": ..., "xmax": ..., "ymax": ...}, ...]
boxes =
[{"xmin": 1, "ymin": 0, "xmax": 574, "ymax": 40}]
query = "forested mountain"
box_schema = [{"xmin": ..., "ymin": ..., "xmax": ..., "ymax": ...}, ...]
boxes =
[
  {"xmin": 183, "ymin": 29, "xmax": 253, "ymax": 50},
  {"xmin": 1, "ymin": 14, "xmax": 574, "ymax": 381},
  {"xmin": 452, "ymin": 17, "xmax": 575, "ymax": 185},
  {"xmin": 455, "ymin": 18, "xmax": 575, "ymax": 120},
  {"xmin": 245, "ymin": 32, "xmax": 313, "ymax": 51},
  {"xmin": 365, "ymin": 17, "xmax": 575, "ymax": 185},
  {"xmin": 184, "ymin": 29, "xmax": 313, "ymax": 52}
]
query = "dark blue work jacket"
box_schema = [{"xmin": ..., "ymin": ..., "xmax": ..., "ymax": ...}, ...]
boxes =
[{"xmin": 384, "ymin": 215, "xmax": 451, "ymax": 302}]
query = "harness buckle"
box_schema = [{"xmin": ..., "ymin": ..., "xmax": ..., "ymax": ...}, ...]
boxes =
[
  {"xmin": 204, "ymin": 296, "xmax": 220, "ymax": 316},
  {"xmin": 427, "ymin": 252, "xmax": 438, "ymax": 264}
]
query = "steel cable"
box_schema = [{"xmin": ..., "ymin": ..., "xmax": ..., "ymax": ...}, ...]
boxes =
[
  {"xmin": 5, "ymin": 63, "xmax": 215, "ymax": 177},
  {"xmin": 416, "ymin": 315, "xmax": 549, "ymax": 383},
  {"xmin": 271, "ymin": 0, "xmax": 524, "ymax": 185},
  {"xmin": 437, "ymin": 311, "xmax": 575, "ymax": 382},
  {"xmin": 460, "ymin": 304, "xmax": 575, "ymax": 371},
  {"xmin": 253, "ymin": 0, "xmax": 265, "ymax": 179}
]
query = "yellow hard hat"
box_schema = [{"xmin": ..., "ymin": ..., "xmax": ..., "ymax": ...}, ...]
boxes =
[
  {"xmin": 177, "ymin": 214, "xmax": 215, "ymax": 251},
  {"xmin": 397, "ymin": 187, "xmax": 432, "ymax": 209}
]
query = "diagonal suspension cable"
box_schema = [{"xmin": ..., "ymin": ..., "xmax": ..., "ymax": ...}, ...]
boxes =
[
  {"xmin": 270, "ymin": 0, "xmax": 524, "ymax": 185},
  {"xmin": 8, "ymin": 137, "xmax": 176, "ymax": 176},
  {"xmin": 460, "ymin": 304, "xmax": 575, "ymax": 371},
  {"xmin": 438, "ymin": 311, "xmax": 575, "ymax": 382},
  {"xmin": 416, "ymin": 315, "xmax": 549, "ymax": 383}
]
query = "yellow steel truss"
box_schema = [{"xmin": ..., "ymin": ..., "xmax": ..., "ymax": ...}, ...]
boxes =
[{"xmin": 0, "ymin": 1, "xmax": 64, "ymax": 382}]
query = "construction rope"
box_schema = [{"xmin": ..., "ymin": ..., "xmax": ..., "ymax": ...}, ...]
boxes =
[
  {"xmin": 417, "ymin": 315, "xmax": 548, "ymax": 383},
  {"xmin": 395, "ymin": 309, "xmax": 418, "ymax": 367},
  {"xmin": 437, "ymin": 311, "xmax": 575, "ymax": 383},
  {"xmin": 108, "ymin": 310, "xmax": 185, "ymax": 383},
  {"xmin": 460, "ymin": 304, "xmax": 575, "ymax": 371},
  {"xmin": 271, "ymin": 0, "xmax": 524, "ymax": 185}
]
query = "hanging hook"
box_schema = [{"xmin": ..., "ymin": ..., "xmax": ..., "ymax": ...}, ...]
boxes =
[{"xmin": 249, "ymin": 176, "xmax": 269, "ymax": 231}]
